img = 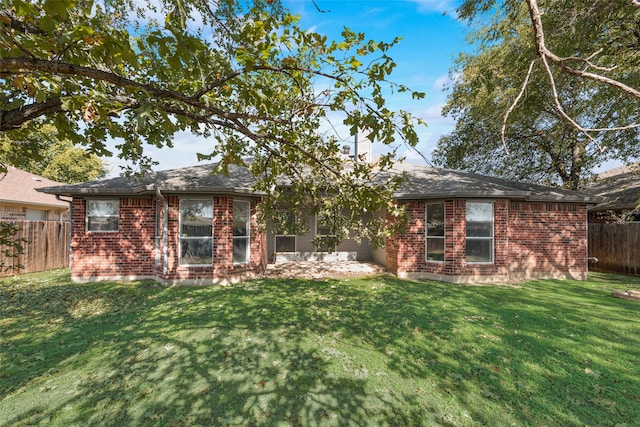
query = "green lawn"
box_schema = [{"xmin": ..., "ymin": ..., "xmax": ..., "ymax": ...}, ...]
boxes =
[{"xmin": 1, "ymin": 269, "xmax": 639, "ymax": 426}]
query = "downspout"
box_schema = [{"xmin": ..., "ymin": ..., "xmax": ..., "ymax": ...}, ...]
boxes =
[
  {"xmin": 585, "ymin": 205, "xmax": 590, "ymax": 279},
  {"xmin": 156, "ymin": 188, "xmax": 168, "ymax": 280},
  {"xmin": 56, "ymin": 195, "xmax": 73, "ymax": 270}
]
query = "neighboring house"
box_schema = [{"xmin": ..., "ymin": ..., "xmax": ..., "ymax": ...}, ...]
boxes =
[
  {"xmin": 0, "ymin": 166, "xmax": 69, "ymax": 221},
  {"xmin": 40, "ymin": 159, "xmax": 602, "ymax": 285},
  {"xmin": 582, "ymin": 163, "xmax": 640, "ymax": 275},
  {"xmin": 584, "ymin": 163, "xmax": 640, "ymax": 222}
]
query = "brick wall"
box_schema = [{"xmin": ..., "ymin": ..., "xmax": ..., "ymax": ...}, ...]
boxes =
[
  {"xmin": 0, "ymin": 205, "xmax": 24, "ymax": 221},
  {"xmin": 70, "ymin": 195, "xmax": 265, "ymax": 284},
  {"xmin": 71, "ymin": 197, "xmax": 157, "ymax": 280},
  {"xmin": 388, "ymin": 199, "xmax": 587, "ymax": 282},
  {"xmin": 164, "ymin": 196, "xmax": 264, "ymax": 283},
  {"xmin": 508, "ymin": 202, "xmax": 587, "ymax": 280}
]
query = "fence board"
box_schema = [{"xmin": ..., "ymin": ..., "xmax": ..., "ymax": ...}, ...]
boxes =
[
  {"xmin": 0, "ymin": 221, "xmax": 70, "ymax": 277},
  {"xmin": 588, "ymin": 223, "xmax": 640, "ymax": 275}
]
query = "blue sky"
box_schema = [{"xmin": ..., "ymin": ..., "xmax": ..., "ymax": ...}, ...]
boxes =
[
  {"xmin": 107, "ymin": 0, "xmax": 468, "ymax": 174},
  {"xmin": 284, "ymin": 0, "xmax": 467, "ymax": 163}
]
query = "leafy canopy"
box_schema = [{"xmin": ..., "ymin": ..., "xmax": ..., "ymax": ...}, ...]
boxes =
[
  {"xmin": 0, "ymin": 123, "xmax": 108, "ymax": 183},
  {"xmin": 435, "ymin": 0, "xmax": 640, "ymax": 189},
  {"xmin": 0, "ymin": 0, "xmax": 426, "ymax": 244}
]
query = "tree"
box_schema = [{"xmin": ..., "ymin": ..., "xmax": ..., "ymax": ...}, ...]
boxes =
[
  {"xmin": 0, "ymin": 0, "xmax": 425, "ymax": 245},
  {"xmin": 435, "ymin": 0, "xmax": 640, "ymax": 189},
  {"xmin": 0, "ymin": 123, "xmax": 108, "ymax": 183}
]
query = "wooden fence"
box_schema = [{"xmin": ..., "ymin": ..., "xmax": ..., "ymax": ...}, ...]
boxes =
[
  {"xmin": 588, "ymin": 222, "xmax": 640, "ymax": 275},
  {"xmin": 0, "ymin": 220, "xmax": 70, "ymax": 277}
]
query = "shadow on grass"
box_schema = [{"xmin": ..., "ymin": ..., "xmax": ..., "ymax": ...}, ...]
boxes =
[
  {"xmin": 1, "ymin": 270, "xmax": 639, "ymax": 426},
  {"xmin": 1, "ymin": 272, "xmax": 427, "ymax": 426}
]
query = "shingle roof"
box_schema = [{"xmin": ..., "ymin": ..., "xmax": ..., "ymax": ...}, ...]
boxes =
[
  {"xmin": 386, "ymin": 163, "xmax": 601, "ymax": 202},
  {"xmin": 583, "ymin": 163, "xmax": 640, "ymax": 211},
  {"xmin": 39, "ymin": 161, "xmax": 602, "ymax": 204},
  {"xmin": 1, "ymin": 166, "xmax": 68, "ymax": 209},
  {"xmin": 38, "ymin": 163, "xmax": 259, "ymax": 197}
]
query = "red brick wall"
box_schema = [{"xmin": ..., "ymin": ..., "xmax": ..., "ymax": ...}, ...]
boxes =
[
  {"xmin": 164, "ymin": 196, "xmax": 264, "ymax": 283},
  {"xmin": 508, "ymin": 202, "xmax": 587, "ymax": 279},
  {"xmin": 71, "ymin": 195, "xmax": 265, "ymax": 284},
  {"xmin": 71, "ymin": 197, "xmax": 157, "ymax": 280},
  {"xmin": 388, "ymin": 199, "xmax": 587, "ymax": 282}
]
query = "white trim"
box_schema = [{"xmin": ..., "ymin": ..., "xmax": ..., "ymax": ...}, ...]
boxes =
[
  {"xmin": 86, "ymin": 199, "xmax": 119, "ymax": 232},
  {"xmin": 154, "ymin": 199, "xmax": 162, "ymax": 266},
  {"xmin": 178, "ymin": 198, "xmax": 214, "ymax": 267},
  {"xmin": 232, "ymin": 199, "xmax": 251, "ymax": 265},
  {"xmin": 425, "ymin": 201, "xmax": 446, "ymax": 263},
  {"xmin": 465, "ymin": 201, "xmax": 495, "ymax": 264}
]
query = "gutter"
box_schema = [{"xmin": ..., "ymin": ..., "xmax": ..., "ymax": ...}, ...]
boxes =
[
  {"xmin": 156, "ymin": 188, "xmax": 169, "ymax": 278},
  {"xmin": 39, "ymin": 186, "xmax": 265, "ymax": 197},
  {"xmin": 56, "ymin": 194, "xmax": 73, "ymax": 270}
]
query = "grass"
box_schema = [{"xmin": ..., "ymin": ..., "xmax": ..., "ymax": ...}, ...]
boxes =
[{"xmin": 1, "ymin": 269, "xmax": 639, "ymax": 426}]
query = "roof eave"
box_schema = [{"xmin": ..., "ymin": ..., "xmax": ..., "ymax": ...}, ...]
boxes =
[
  {"xmin": 392, "ymin": 191, "xmax": 531, "ymax": 200},
  {"xmin": 154, "ymin": 186, "xmax": 264, "ymax": 196},
  {"xmin": 0, "ymin": 199, "xmax": 69, "ymax": 209},
  {"xmin": 38, "ymin": 185, "xmax": 264, "ymax": 197}
]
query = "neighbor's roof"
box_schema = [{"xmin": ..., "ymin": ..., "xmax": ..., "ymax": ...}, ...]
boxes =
[
  {"xmin": 0, "ymin": 166, "xmax": 68, "ymax": 209},
  {"xmin": 583, "ymin": 163, "xmax": 640, "ymax": 211},
  {"xmin": 39, "ymin": 161, "xmax": 602, "ymax": 204},
  {"xmin": 38, "ymin": 163, "xmax": 260, "ymax": 197}
]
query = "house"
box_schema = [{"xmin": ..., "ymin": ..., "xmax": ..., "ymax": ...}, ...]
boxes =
[
  {"xmin": 582, "ymin": 163, "xmax": 640, "ymax": 275},
  {"xmin": 0, "ymin": 166, "xmax": 69, "ymax": 221},
  {"xmin": 583, "ymin": 163, "xmax": 640, "ymax": 222},
  {"xmin": 39, "ymin": 159, "xmax": 602, "ymax": 285}
]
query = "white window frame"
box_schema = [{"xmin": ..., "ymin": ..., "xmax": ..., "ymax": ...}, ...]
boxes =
[
  {"xmin": 425, "ymin": 201, "xmax": 445, "ymax": 262},
  {"xmin": 465, "ymin": 201, "xmax": 494, "ymax": 264},
  {"xmin": 179, "ymin": 199, "xmax": 213, "ymax": 266},
  {"xmin": 232, "ymin": 200, "xmax": 251, "ymax": 265},
  {"xmin": 86, "ymin": 200, "xmax": 119, "ymax": 232}
]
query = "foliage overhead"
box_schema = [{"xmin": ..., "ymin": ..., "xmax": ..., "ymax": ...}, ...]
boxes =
[
  {"xmin": 434, "ymin": 0, "xmax": 640, "ymax": 189},
  {"xmin": 0, "ymin": 0, "xmax": 426, "ymax": 244},
  {"xmin": 0, "ymin": 123, "xmax": 108, "ymax": 183}
]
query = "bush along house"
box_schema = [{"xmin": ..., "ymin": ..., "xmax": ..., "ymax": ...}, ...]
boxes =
[{"xmin": 40, "ymin": 161, "xmax": 603, "ymax": 285}]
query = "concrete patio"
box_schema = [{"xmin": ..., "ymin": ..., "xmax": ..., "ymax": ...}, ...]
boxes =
[{"xmin": 264, "ymin": 261, "xmax": 386, "ymax": 280}]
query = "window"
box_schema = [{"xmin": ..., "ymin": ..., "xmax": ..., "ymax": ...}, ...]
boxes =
[
  {"xmin": 316, "ymin": 210, "xmax": 336, "ymax": 252},
  {"xmin": 179, "ymin": 199, "xmax": 213, "ymax": 265},
  {"xmin": 274, "ymin": 211, "xmax": 296, "ymax": 253},
  {"xmin": 233, "ymin": 200, "xmax": 250, "ymax": 264},
  {"xmin": 25, "ymin": 209, "xmax": 47, "ymax": 221},
  {"xmin": 426, "ymin": 202, "xmax": 445, "ymax": 262},
  {"xmin": 87, "ymin": 200, "xmax": 119, "ymax": 232},
  {"xmin": 466, "ymin": 201, "xmax": 494, "ymax": 263}
]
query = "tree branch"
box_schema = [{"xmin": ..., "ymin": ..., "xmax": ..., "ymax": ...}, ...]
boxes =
[
  {"xmin": 0, "ymin": 58, "xmax": 297, "ymax": 129},
  {"xmin": 525, "ymin": 0, "xmax": 640, "ymax": 149},
  {"xmin": 0, "ymin": 98, "xmax": 62, "ymax": 131},
  {"xmin": 501, "ymin": 59, "xmax": 536, "ymax": 152}
]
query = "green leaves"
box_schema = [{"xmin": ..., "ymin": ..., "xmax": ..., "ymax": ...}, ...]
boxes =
[
  {"xmin": 0, "ymin": 0, "xmax": 426, "ymax": 244},
  {"xmin": 0, "ymin": 123, "xmax": 108, "ymax": 183},
  {"xmin": 436, "ymin": 0, "xmax": 640, "ymax": 189}
]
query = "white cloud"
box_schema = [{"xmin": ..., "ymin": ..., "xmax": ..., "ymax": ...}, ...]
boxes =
[
  {"xmin": 104, "ymin": 131, "xmax": 215, "ymax": 177},
  {"xmin": 433, "ymin": 74, "xmax": 450, "ymax": 91},
  {"xmin": 409, "ymin": 0, "xmax": 458, "ymax": 14},
  {"xmin": 420, "ymin": 103, "xmax": 453, "ymax": 125}
]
